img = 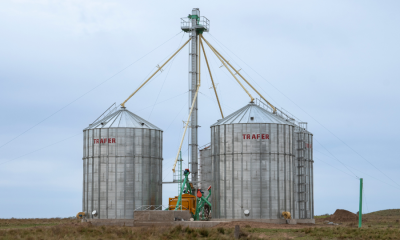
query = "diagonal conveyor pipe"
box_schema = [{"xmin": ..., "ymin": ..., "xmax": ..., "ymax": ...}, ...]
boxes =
[
  {"xmin": 202, "ymin": 36, "xmax": 276, "ymax": 112},
  {"xmin": 201, "ymin": 36, "xmax": 254, "ymax": 103},
  {"xmin": 199, "ymin": 34, "xmax": 224, "ymax": 118},
  {"xmin": 121, "ymin": 38, "xmax": 191, "ymax": 107}
]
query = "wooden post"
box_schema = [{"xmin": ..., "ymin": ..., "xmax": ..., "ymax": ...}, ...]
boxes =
[{"xmin": 234, "ymin": 225, "xmax": 240, "ymax": 239}]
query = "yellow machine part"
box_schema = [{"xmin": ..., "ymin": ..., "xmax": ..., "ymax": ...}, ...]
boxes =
[
  {"xmin": 76, "ymin": 212, "xmax": 85, "ymax": 219},
  {"xmin": 282, "ymin": 211, "xmax": 291, "ymax": 219},
  {"xmin": 168, "ymin": 194, "xmax": 196, "ymax": 215}
]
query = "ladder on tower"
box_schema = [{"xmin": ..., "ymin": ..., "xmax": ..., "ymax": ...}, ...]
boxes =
[{"xmin": 297, "ymin": 123, "xmax": 308, "ymax": 219}]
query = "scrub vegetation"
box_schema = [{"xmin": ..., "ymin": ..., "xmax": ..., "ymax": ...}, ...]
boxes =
[
  {"xmin": 0, "ymin": 224, "xmax": 250, "ymax": 240},
  {"xmin": 0, "ymin": 209, "xmax": 399, "ymax": 239}
]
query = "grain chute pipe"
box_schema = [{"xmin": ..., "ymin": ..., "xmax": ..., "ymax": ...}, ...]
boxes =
[
  {"xmin": 172, "ymin": 85, "xmax": 200, "ymax": 173},
  {"xmin": 202, "ymin": 36, "xmax": 254, "ymax": 103},
  {"xmin": 121, "ymin": 38, "xmax": 191, "ymax": 107},
  {"xmin": 175, "ymin": 173, "xmax": 188, "ymax": 211},
  {"xmin": 199, "ymin": 35, "xmax": 224, "ymax": 118},
  {"xmin": 202, "ymin": 36, "xmax": 276, "ymax": 111}
]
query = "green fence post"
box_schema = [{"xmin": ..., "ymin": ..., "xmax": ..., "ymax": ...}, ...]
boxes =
[{"xmin": 359, "ymin": 178, "xmax": 363, "ymax": 228}]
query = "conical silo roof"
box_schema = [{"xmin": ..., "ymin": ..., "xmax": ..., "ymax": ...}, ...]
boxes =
[
  {"xmin": 211, "ymin": 103, "xmax": 292, "ymax": 126},
  {"xmin": 85, "ymin": 107, "xmax": 162, "ymax": 130}
]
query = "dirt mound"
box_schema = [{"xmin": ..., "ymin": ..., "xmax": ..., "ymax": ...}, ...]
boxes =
[{"xmin": 326, "ymin": 209, "xmax": 358, "ymax": 222}]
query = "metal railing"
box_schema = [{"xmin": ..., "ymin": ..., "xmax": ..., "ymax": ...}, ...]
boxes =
[
  {"xmin": 173, "ymin": 205, "xmax": 189, "ymax": 211},
  {"xmin": 198, "ymin": 143, "xmax": 211, "ymax": 150},
  {"xmin": 198, "ymin": 17, "xmax": 210, "ymax": 31},
  {"xmin": 181, "ymin": 18, "xmax": 191, "ymax": 29},
  {"xmin": 255, "ymin": 98, "xmax": 308, "ymax": 131},
  {"xmin": 133, "ymin": 205, "xmax": 168, "ymax": 211},
  {"xmin": 180, "ymin": 16, "xmax": 210, "ymax": 32}
]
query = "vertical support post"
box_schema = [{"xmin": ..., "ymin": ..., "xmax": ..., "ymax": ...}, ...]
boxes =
[
  {"xmin": 175, "ymin": 173, "xmax": 188, "ymax": 211},
  {"xmin": 179, "ymin": 151, "xmax": 182, "ymax": 210},
  {"xmin": 189, "ymin": 8, "xmax": 200, "ymax": 184},
  {"xmin": 179, "ymin": 151, "xmax": 182, "ymax": 193},
  {"xmin": 359, "ymin": 178, "xmax": 363, "ymax": 228}
]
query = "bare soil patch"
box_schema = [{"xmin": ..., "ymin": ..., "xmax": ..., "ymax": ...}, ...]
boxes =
[{"xmin": 325, "ymin": 209, "xmax": 358, "ymax": 222}]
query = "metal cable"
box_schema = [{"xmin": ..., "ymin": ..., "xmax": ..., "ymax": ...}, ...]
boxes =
[
  {"xmin": 91, "ymin": 103, "xmax": 116, "ymax": 124},
  {"xmin": 0, "ymin": 92, "xmax": 187, "ymax": 166},
  {"xmin": 162, "ymin": 147, "xmax": 189, "ymax": 181},
  {"xmin": 121, "ymin": 37, "xmax": 191, "ymax": 107},
  {"xmin": 314, "ymin": 148, "xmax": 400, "ymax": 190},
  {"xmin": 0, "ymin": 31, "xmax": 184, "ymax": 151},
  {"xmin": 0, "ymin": 133, "xmax": 82, "ymax": 165},
  {"xmin": 206, "ymin": 33, "xmax": 281, "ymax": 108},
  {"xmin": 148, "ymin": 33, "xmax": 186, "ymax": 120},
  {"xmin": 315, "ymin": 158, "xmax": 358, "ymax": 179},
  {"xmin": 314, "ymin": 138, "xmax": 358, "ymax": 178},
  {"xmin": 206, "ymin": 33, "xmax": 400, "ymax": 188},
  {"xmin": 135, "ymin": 91, "xmax": 188, "ymax": 112},
  {"xmin": 164, "ymin": 103, "xmax": 187, "ymax": 132},
  {"xmin": 199, "ymin": 92, "xmax": 236, "ymax": 112}
]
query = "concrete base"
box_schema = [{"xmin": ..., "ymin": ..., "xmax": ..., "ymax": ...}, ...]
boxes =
[
  {"xmin": 286, "ymin": 219, "xmax": 297, "ymax": 225},
  {"xmin": 84, "ymin": 210, "xmax": 221, "ymax": 227},
  {"xmin": 83, "ymin": 219, "xmax": 224, "ymax": 228},
  {"xmin": 85, "ymin": 218, "xmax": 314, "ymax": 227},
  {"xmin": 83, "ymin": 211, "xmax": 315, "ymax": 227},
  {"xmin": 296, "ymin": 219, "xmax": 315, "ymax": 224}
]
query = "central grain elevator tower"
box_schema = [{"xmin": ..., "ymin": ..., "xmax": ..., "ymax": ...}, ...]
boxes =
[{"xmin": 181, "ymin": 8, "xmax": 209, "ymax": 185}]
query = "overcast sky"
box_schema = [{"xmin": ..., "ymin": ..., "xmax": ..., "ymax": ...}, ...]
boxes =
[{"xmin": 1, "ymin": 0, "xmax": 399, "ymax": 218}]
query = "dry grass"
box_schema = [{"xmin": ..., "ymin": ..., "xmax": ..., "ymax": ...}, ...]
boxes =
[
  {"xmin": 0, "ymin": 218, "xmax": 79, "ymax": 229},
  {"xmin": 314, "ymin": 214, "xmax": 330, "ymax": 219},
  {"xmin": 298, "ymin": 226, "xmax": 400, "ymax": 239},
  {"xmin": 0, "ymin": 209, "xmax": 399, "ymax": 239},
  {"xmin": 0, "ymin": 222, "xmax": 255, "ymax": 240}
]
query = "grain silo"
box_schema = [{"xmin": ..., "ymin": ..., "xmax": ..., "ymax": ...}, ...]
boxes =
[
  {"xmin": 210, "ymin": 102, "xmax": 296, "ymax": 219},
  {"xmin": 82, "ymin": 107, "xmax": 163, "ymax": 219}
]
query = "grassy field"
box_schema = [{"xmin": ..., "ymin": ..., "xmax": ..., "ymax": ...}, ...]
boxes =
[{"xmin": 0, "ymin": 209, "xmax": 399, "ymax": 239}]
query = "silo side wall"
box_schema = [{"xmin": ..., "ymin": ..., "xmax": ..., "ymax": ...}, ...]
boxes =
[
  {"xmin": 200, "ymin": 148, "xmax": 212, "ymax": 199},
  {"xmin": 308, "ymin": 133, "xmax": 314, "ymax": 218},
  {"xmin": 82, "ymin": 127, "xmax": 162, "ymax": 219},
  {"xmin": 211, "ymin": 123, "xmax": 294, "ymax": 219}
]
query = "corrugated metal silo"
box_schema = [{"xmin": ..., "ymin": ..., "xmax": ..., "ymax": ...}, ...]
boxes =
[
  {"xmin": 82, "ymin": 107, "xmax": 163, "ymax": 219},
  {"xmin": 199, "ymin": 146, "xmax": 212, "ymax": 199},
  {"xmin": 210, "ymin": 103, "xmax": 295, "ymax": 219}
]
